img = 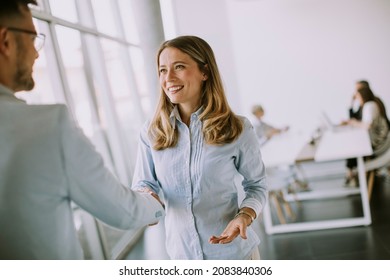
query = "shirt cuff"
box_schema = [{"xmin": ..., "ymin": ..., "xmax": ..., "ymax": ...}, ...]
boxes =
[
  {"xmin": 139, "ymin": 192, "xmax": 165, "ymax": 222},
  {"xmin": 240, "ymin": 198, "xmax": 263, "ymax": 218}
]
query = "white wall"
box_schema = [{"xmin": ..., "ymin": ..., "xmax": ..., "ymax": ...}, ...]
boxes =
[
  {"xmin": 169, "ymin": 0, "xmax": 390, "ymax": 133},
  {"xmin": 167, "ymin": 0, "xmax": 242, "ymax": 113}
]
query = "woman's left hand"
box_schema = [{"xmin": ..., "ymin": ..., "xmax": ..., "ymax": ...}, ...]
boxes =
[{"xmin": 208, "ymin": 214, "xmax": 252, "ymax": 244}]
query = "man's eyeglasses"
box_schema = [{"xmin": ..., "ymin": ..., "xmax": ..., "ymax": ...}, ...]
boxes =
[{"xmin": 6, "ymin": 27, "xmax": 46, "ymax": 51}]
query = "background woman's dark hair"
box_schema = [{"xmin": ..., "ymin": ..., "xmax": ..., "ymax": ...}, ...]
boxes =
[
  {"xmin": 375, "ymin": 97, "xmax": 390, "ymax": 129},
  {"xmin": 358, "ymin": 87, "xmax": 390, "ymax": 129},
  {"xmin": 356, "ymin": 80, "xmax": 370, "ymax": 88},
  {"xmin": 357, "ymin": 86, "xmax": 375, "ymax": 103}
]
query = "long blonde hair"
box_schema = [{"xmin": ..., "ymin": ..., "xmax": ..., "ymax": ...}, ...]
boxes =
[{"xmin": 149, "ymin": 35, "xmax": 243, "ymax": 150}]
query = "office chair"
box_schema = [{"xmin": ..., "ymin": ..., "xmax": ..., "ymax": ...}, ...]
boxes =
[
  {"xmin": 364, "ymin": 132, "xmax": 390, "ymax": 200},
  {"xmin": 266, "ymin": 167, "xmax": 298, "ymax": 224}
]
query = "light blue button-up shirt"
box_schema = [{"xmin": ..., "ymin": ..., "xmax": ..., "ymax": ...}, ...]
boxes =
[{"xmin": 132, "ymin": 106, "xmax": 267, "ymax": 259}]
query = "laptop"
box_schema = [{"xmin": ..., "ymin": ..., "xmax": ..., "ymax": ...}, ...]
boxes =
[{"xmin": 322, "ymin": 112, "xmax": 351, "ymax": 132}]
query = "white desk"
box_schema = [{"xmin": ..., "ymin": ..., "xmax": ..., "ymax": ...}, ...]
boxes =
[
  {"xmin": 261, "ymin": 131, "xmax": 310, "ymax": 168},
  {"xmin": 261, "ymin": 127, "xmax": 373, "ymax": 234}
]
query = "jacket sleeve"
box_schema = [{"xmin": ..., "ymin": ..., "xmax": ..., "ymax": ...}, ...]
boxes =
[{"xmin": 58, "ymin": 106, "xmax": 164, "ymax": 229}]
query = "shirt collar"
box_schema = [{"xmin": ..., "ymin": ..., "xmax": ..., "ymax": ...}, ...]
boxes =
[
  {"xmin": 169, "ymin": 105, "xmax": 204, "ymax": 128},
  {"xmin": 169, "ymin": 106, "xmax": 181, "ymax": 129}
]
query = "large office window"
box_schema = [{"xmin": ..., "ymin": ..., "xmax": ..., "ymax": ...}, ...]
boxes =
[
  {"xmin": 49, "ymin": 0, "xmax": 78, "ymax": 23},
  {"xmin": 18, "ymin": 0, "xmax": 163, "ymax": 259}
]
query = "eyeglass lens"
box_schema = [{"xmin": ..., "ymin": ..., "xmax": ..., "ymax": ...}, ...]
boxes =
[{"xmin": 34, "ymin": 34, "xmax": 45, "ymax": 51}]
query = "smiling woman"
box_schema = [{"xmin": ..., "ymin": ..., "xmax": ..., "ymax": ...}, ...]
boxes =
[
  {"xmin": 131, "ymin": 35, "xmax": 268, "ymax": 260},
  {"xmin": 158, "ymin": 47, "xmax": 206, "ymax": 123}
]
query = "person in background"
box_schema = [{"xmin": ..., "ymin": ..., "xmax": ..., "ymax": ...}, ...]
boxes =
[
  {"xmin": 348, "ymin": 80, "xmax": 366, "ymax": 121},
  {"xmin": 343, "ymin": 84, "xmax": 390, "ymax": 187},
  {"xmin": 344, "ymin": 80, "xmax": 389, "ymax": 126},
  {"xmin": 250, "ymin": 104, "xmax": 289, "ymax": 146},
  {"xmin": 251, "ymin": 104, "xmax": 308, "ymax": 193},
  {"xmin": 132, "ymin": 35, "xmax": 267, "ymax": 259},
  {"xmin": 0, "ymin": 0, "xmax": 164, "ymax": 260}
]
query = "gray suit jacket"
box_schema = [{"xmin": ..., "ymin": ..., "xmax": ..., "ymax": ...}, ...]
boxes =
[{"xmin": 0, "ymin": 85, "xmax": 164, "ymax": 259}]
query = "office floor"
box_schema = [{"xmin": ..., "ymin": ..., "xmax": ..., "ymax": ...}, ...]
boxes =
[
  {"xmin": 257, "ymin": 173, "xmax": 390, "ymax": 260},
  {"xmin": 125, "ymin": 173, "xmax": 390, "ymax": 260}
]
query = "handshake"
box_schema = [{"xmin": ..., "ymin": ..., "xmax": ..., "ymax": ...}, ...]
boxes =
[{"xmin": 135, "ymin": 186, "xmax": 165, "ymax": 226}]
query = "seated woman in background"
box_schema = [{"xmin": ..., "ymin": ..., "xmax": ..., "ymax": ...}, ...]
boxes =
[
  {"xmin": 250, "ymin": 104, "xmax": 289, "ymax": 146},
  {"xmin": 344, "ymin": 86, "xmax": 390, "ymax": 187},
  {"xmin": 346, "ymin": 80, "xmax": 388, "ymax": 123}
]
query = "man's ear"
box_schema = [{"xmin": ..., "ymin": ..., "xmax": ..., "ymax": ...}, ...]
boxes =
[{"xmin": 0, "ymin": 28, "xmax": 12, "ymax": 56}]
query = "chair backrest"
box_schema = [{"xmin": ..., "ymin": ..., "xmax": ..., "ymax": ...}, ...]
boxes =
[
  {"xmin": 373, "ymin": 131, "xmax": 390, "ymax": 157},
  {"xmin": 266, "ymin": 166, "xmax": 295, "ymax": 191},
  {"xmin": 365, "ymin": 132, "xmax": 390, "ymax": 171}
]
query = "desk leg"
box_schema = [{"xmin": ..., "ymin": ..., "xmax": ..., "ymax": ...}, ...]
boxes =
[
  {"xmin": 357, "ymin": 156, "xmax": 372, "ymax": 225},
  {"xmin": 263, "ymin": 157, "xmax": 372, "ymax": 235},
  {"xmin": 263, "ymin": 199, "xmax": 274, "ymax": 234}
]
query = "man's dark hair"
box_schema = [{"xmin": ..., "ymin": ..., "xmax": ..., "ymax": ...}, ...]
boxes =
[
  {"xmin": 358, "ymin": 86, "xmax": 390, "ymax": 129},
  {"xmin": 0, "ymin": 0, "xmax": 37, "ymax": 20}
]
